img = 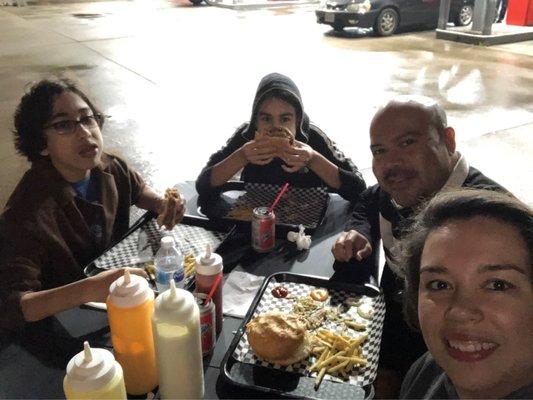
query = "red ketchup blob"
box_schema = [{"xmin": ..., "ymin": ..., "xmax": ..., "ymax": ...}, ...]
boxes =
[{"xmin": 271, "ymin": 286, "xmax": 289, "ymax": 298}]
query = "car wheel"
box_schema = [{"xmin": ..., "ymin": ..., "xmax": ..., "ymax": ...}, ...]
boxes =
[
  {"xmin": 454, "ymin": 5, "xmax": 473, "ymax": 26},
  {"xmin": 374, "ymin": 8, "xmax": 399, "ymax": 36},
  {"xmin": 189, "ymin": 0, "xmax": 203, "ymax": 5},
  {"xmin": 333, "ymin": 23, "xmax": 344, "ymax": 32}
]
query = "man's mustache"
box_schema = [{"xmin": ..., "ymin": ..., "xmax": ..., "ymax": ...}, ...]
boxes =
[{"xmin": 383, "ymin": 168, "xmax": 417, "ymax": 181}]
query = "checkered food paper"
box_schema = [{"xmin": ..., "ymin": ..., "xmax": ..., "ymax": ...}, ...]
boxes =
[
  {"xmin": 93, "ymin": 219, "xmax": 227, "ymax": 287},
  {"xmin": 226, "ymin": 183, "xmax": 328, "ymax": 229},
  {"xmin": 232, "ymin": 281, "xmax": 385, "ymax": 387}
]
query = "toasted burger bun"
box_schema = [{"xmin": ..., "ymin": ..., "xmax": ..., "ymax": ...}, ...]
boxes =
[
  {"xmin": 246, "ymin": 312, "xmax": 310, "ymax": 365},
  {"xmin": 272, "ymin": 339, "xmax": 311, "ymax": 366},
  {"xmin": 255, "ymin": 128, "xmax": 294, "ymax": 158},
  {"xmin": 255, "ymin": 130, "xmax": 266, "ymax": 141},
  {"xmin": 268, "ymin": 127, "xmax": 293, "ymax": 141},
  {"xmin": 269, "ymin": 137, "xmax": 293, "ymax": 155},
  {"xmin": 255, "ymin": 127, "xmax": 294, "ymax": 144}
]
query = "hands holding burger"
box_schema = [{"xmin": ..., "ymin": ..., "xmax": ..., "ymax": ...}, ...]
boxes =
[
  {"xmin": 209, "ymin": 125, "xmax": 344, "ymax": 191},
  {"xmin": 240, "ymin": 137, "xmax": 277, "ymax": 166},
  {"xmin": 244, "ymin": 127, "xmax": 316, "ymax": 172},
  {"xmin": 279, "ymin": 141, "xmax": 316, "ymax": 173},
  {"xmin": 156, "ymin": 188, "xmax": 186, "ymax": 230}
]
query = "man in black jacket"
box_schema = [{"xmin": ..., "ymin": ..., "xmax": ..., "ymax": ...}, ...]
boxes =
[{"xmin": 332, "ymin": 96, "xmax": 505, "ymax": 396}]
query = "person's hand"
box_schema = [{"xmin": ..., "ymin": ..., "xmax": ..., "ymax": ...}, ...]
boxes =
[
  {"xmin": 332, "ymin": 230, "xmax": 372, "ymax": 262},
  {"xmin": 157, "ymin": 188, "xmax": 186, "ymax": 230},
  {"xmin": 87, "ymin": 268, "xmax": 148, "ymax": 303},
  {"xmin": 279, "ymin": 140, "xmax": 316, "ymax": 173},
  {"xmin": 240, "ymin": 138, "xmax": 277, "ymax": 166}
]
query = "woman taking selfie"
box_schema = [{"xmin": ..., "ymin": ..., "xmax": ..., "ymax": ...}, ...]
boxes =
[{"xmin": 399, "ymin": 189, "xmax": 533, "ymax": 399}]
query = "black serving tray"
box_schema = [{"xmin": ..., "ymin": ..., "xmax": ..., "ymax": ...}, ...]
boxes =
[
  {"xmin": 83, "ymin": 212, "xmax": 237, "ymax": 291},
  {"xmin": 220, "ymin": 272, "xmax": 382, "ymax": 400},
  {"xmin": 199, "ymin": 181, "xmax": 330, "ymax": 237}
]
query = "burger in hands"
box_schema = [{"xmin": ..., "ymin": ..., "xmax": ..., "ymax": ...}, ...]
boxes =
[
  {"xmin": 246, "ymin": 312, "xmax": 311, "ymax": 365},
  {"xmin": 255, "ymin": 127, "xmax": 295, "ymax": 158},
  {"xmin": 157, "ymin": 187, "xmax": 184, "ymax": 230}
]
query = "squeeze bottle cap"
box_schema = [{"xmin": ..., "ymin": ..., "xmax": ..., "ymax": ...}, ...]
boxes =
[
  {"xmin": 154, "ymin": 279, "xmax": 196, "ymax": 321},
  {"xmin": 200, "ymin": 244, "xmax": 213, "ymax": 265},
  {"xmin": 65, "ymin": 341, "xmax": 118, "ymax": 392},
  {"xmin": 196, "ymin": 244, "xmax": 223, "ymax": 276},
  {"xmin": 161, "ymin": 236, "xmax": 174, "ymax": 249},
  {"xmin": 107, "ymin": 270, "xmax": 153, "ymax": 308}
]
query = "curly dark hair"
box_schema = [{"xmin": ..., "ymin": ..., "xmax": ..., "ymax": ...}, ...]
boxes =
[
  {"xmin": 401, "ymin": 188, "xmax": 532, "ymax": 330},
  {"xmin": 13, "ymin": 79, "xmax": 104, "ymax": 162}
]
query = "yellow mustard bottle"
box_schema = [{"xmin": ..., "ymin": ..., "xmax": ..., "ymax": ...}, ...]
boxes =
[
  {"xmin": 63, "ymin": 341, "xmax": 127, "ymax": 399},
  {"xmin": 107, "ymin": 270, "xmax": 158, "ymax": 395}
]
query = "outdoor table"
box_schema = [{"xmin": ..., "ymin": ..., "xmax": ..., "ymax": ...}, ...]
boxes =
[{"xmin": 0, "ymin": 182, "xmax": 378, "ymax": 399}]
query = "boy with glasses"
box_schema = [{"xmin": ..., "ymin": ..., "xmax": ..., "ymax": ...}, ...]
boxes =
[{"xmin": 0, "ymin": 79, "xmax": 184, "ymax": 330}]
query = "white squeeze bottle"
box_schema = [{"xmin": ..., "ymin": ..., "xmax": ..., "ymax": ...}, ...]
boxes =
[
  {"xmin": 152, "ymin": 280, "xmax": 204, "ymax": 399},
  {"xmin": 63, "ymin": 341, "xmax": 127, "ymax": 400},
  {"xmin": 154, "ymin": 236, "xmax": 185, "ymax": 292}
]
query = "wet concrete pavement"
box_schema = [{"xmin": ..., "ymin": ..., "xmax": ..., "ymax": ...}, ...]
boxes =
[{"xmin": 0, "ymin": 0, "xmax": 531, "ymax": 208}]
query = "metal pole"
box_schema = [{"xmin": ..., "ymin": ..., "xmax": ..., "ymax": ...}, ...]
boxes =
[
  {"xmin": 483, "ymin": 0, "xmax": 498, "ymax": 35},
  {"xmin": 472, "ymin": 0, "xmax": 498, "ymax": 35},
  {"xmin": 438, "ymin": 0, "xmax": 452, "ymax": 30}
]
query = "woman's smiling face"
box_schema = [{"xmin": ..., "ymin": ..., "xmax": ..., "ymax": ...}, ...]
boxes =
[{"xmin": 418, "ymin": 216, "xmax": 533, "ymax": 399}]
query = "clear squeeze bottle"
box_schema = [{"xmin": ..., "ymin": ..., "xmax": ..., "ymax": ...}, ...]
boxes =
[
  {"xmin": 107, "ymin": 270, "xmax": 158, "ymax": 395},
  {"xmin": 155, "ymin": 236, "xmax": 185, "ymax": 292},
  {"xmin": 63, "ymin": 341, "xmax": 127, "ymax": 400},
  {"xmin": 152, "ymin": 280, "xmax": 204, "ymax": 399},
  {"xmin": 195, "ymin": 244, "xmax": 223, "ymax": 335}
]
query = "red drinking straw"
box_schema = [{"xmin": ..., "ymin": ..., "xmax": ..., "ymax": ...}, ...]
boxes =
[
  {"xmin": 203, "ymin": 273, "xmax": 223, "ymax": 306},
  {"xmin": 268, "ymin": 182, "xmax": 289, "ymax": 214}
]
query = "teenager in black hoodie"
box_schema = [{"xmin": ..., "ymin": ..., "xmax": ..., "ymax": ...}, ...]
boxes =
[{"xmin": 196, "ymin": 73, "xmax": 366, "ymax": 201}]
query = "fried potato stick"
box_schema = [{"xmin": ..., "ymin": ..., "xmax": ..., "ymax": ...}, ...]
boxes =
[{"xmin": 314, "ymin": 367, "xmax": 327, "ymax": 390}]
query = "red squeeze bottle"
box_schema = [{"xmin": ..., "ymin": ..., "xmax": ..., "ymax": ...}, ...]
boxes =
[{"xmin": 195, "ymin": 244, "xmax": 223, "ymax": 335}]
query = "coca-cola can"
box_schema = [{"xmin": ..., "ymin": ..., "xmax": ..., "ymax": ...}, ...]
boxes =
[
  {"xmin": 251, "ymin": 207, "xmax": 276, "ymax": 252},
  {"xmin": 196, "ymin": 293, "xmax": 216, "ymax": 357}
]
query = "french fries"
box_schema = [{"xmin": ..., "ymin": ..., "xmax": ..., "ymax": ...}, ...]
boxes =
[
  {"xmin": 344, "ymin": 319, "xmax": 367, "ymax": 331},
  {"xmin": 310, "ymin": 329, "xmax": 368, "ymax": 390},
  {"xmin": 315, "ymin": 368, "xmax": 327, "ymax": 390},
  {"xmin": 184, "ymin": 253, "xmax": 196, "ymax": 277}
]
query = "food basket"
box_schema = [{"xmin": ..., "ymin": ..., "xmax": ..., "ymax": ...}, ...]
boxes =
[
  {"xmin": 199, "ymin": 182, "xmax": 330, "ymax": 235},
  {"xmin": 84, "ymin": 213, "xmax": 236, "ymax": 291},
  {"xmin": 220, "ymin": 272, "xmax": 385, "ymax": 399}
]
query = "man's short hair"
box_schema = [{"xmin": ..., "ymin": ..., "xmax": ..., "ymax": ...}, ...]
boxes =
[
  {"xmin": 399, "ymin": 188, "xmax": 532, "ymax": 330},
  {"xmin": 13, "ymin": 79, "xmax": 104, "ymax": 162},
  {"xmin": 387, "ymin": 95, "xmax": 448, "ymax": 140}
]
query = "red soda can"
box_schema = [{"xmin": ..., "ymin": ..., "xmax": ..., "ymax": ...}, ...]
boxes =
[
  {"xmin": 196, "ymin": 293, "xmax": 216, "ymax": 357},
  {"xmin": 251, "ymin": 207, "xmax": 276, "ymax": 252}
]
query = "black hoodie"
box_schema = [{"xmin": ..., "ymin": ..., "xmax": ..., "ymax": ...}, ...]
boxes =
[{"xmin": 195, "ymin": 73, "xmax": 366, "ymax": 201}]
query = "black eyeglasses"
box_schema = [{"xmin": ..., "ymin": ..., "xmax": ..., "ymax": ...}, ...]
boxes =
[{"xmin": 44, "ymin": 114, "xmax": 103, "ymax": 135}]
